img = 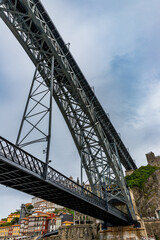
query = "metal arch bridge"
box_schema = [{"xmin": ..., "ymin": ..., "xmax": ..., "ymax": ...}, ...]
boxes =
[{"xmin": 0, "ymin": 0, "xmax": 138, "ymax": 226}]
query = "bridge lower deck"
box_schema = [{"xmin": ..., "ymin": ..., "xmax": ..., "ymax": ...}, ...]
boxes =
[{"xmin": 0, "ymin": 136, "xmax": 130, "ymax": 226}]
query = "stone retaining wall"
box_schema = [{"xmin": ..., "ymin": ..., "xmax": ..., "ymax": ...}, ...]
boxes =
[
  {"xmin": 42, "ymin": 223, "xmax": 148, "ymax": 240},
  {"xmin": 43, "ymin": 224, "xmax": 99, "ymax": 240},
  {"xmin": 45, "ymin": 224, "xmax": 99, "ymax": 240},
  {"xmin": 99, "ymin": 225, "xmax": 147, "ymax": 240},
  {"xmin": 144, "ymin": 219, "xmax": 160, "ymax": 239}
]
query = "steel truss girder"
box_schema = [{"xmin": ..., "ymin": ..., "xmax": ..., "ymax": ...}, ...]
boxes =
[
  {"xmin": 0, "ymin": 0, "xmax": 136, "ymax": 221},
  {"xmin": 16, "ymin": 65, "xmax": 51, "ymax": 148},
  {"xmin": 16, "ymin": 56, "xmax": 54, "ymax": 172}
]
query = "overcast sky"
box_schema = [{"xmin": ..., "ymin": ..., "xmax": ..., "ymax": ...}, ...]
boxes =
[{"xmin": 0, "ymin": 0, "xmax": 160, "ymax": 219}]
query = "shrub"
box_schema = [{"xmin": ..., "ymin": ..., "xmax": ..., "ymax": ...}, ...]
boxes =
[
  {"xmin": 26, "ymin": 204, "xmax": 34, "ymax": 210},
  {"xmin": 0, "ymin": 222, "xmax": 12, "ymax": 227},
  {"xmin": 125, "ymin": 165, "xmax": 160, "ymax": 189},
  {"xmin": 11, "ymin": 217, "xmax": 19, "ymax": 225}
]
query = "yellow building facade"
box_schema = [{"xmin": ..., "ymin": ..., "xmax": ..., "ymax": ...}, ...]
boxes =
[
  {"xmin": 0, "ymin": 226, "xmax": 9, "ymax": 238},
  {"xmin": 0, "ymin": 224, "xmax": 20, "ymax": 238},
  {"xmin": 12, "ymin": 225, "xmax": 20, "ymax": 236},
  {"xmin": 7, "ymin": 213, "xmax": 20, "ymax": 222}
]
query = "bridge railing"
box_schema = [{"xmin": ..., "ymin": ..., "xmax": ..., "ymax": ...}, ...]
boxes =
[
  {"xmin": 0, "ymin": 136, "xmax": 45, "ymax": 177},
  {"xmin": 47, "ymin": 166, "xmax": 106, "ymax": 208},
  {"xmin": 0, "ymin": 136, "xmax": 105, "ymax": 209}
]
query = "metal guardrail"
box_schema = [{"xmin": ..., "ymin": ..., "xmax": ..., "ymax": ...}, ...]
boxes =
[
  {"xmin": 0, "ymin": 136, "xmax": 105, "ymax": 209},
  {"xmin": 47, "ymin": 166, "xmax": 105, "ymax": 208},
  {"xmin": 0, "ymin": 136, "xmax": 45, "ymax": 176}
]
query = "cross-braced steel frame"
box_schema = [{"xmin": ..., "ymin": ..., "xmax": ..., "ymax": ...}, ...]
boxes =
[
  {"xmin": 16, "ymin": 56, "xmax": 54, "ymax": 168},
  {"xmin": 0, "ymin": 0, "xmax": 137, "ymax": 223}
]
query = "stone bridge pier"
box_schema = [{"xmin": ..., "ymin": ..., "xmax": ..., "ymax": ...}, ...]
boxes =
[
  {"xmin": 43, "ymin": 222, "xmax": 148, "ymax": 240},
  {"xmin": 99, "ymin": 224, "xmax": 147, "ymax": 240}
]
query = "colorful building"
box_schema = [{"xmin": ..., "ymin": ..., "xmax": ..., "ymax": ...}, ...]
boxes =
[
  {"xmin": 0, "ymin": 224, "xmax": 20, "ymax": 238},
  {"xmin": 20, "ymin": 217, "xmax": 29, "ymax": 235},
  {"xmin": 32, "ymin": 197, "xmax": 63, "ymax": 213},
  {"xmin": 20, "ymin": 211, "xmax": 61, "ymax": 237},
  {"xmin": 47, "ymin": 216, "xmax": 61, "ymax": 232},
  {"xmin": 0, "ymin": 226, "xmax": 9, "ymax": 238},
  {"xmin": 8, "ymin": 224, "xmax": 20, "ymax": 236},
  {"xmin": 7, "ymin": 212, "xmax": 20, "ymax": 223},
  {"xmin": 27, "ymin": 212, "xmax": 49, "ymax": 235}
]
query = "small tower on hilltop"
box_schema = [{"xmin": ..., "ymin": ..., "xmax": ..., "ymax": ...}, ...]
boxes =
[{"xmin": 146, "ymin": 151, "xmax": 160, "ymax": 167}]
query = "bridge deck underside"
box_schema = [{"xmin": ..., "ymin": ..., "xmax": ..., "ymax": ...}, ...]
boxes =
[{"xmin": 0, "ymin": 155, "xmax": 128, "ymax": 226}]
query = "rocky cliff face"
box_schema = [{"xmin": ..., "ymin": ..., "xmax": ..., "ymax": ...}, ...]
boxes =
[{"xmin": 132, "ymin": 170, "xmax": 160, "ymax": 218}]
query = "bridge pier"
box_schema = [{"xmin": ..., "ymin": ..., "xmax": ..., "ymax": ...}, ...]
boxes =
[
  {"xmin": 41, "ymin": 223, "xmax": 147, "ymax": 240},
  {"xmin": 100, "ymin": 186, "xmax": 148, "ymax": 239},
  {"xmin": 99, "ymin": 224, "xmax": 147, "ymax": 240}
]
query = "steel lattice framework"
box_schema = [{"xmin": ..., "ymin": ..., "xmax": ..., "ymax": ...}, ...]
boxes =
[
  {"xmin": 16, "ymin": 57, "xmax": 55, "ymax": 170},
  {"xmin": 0, "ymin": 0, "xmax": 137, "ymax": 223}
]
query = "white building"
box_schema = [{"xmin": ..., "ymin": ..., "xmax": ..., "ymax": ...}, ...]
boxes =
[{"xmin": 32, "ymin": 197, "xmax": 63, "ymax": 213}]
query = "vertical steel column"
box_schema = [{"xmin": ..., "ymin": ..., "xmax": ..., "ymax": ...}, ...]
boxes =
[
  {"xmin": 80, "ymin": 150, "xmax": 83, "ymax": 185},
  {"xmin": 45, "ymin": 56, "xmax": 54, "ymax": 165}
]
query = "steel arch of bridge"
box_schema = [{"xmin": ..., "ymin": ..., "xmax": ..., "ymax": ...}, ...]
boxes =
[{"xmin": 0, "ymin": 0, "xmax": 137, "ymax": 223}]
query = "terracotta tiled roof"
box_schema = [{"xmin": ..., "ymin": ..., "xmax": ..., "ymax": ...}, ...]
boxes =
[
  {"xmin": 0, "ymin": 221, "xmax": 6, "ymax": 224},
  {"xmin": 0, "ymin": 226, "xmax": 10, "ymax": 229},
  {"xmin": 21, "ymin": 218, "xmax": 29, "ymax": 220}
]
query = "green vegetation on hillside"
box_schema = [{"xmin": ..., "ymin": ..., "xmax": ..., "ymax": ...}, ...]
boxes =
[
  {"xmin": 11, "ymin": 217, "xmax": 19, "ymax": 225},
  {"xmin": 54, "ymin": 207, "xmax": 74, "ymax": 217},
  {"xmin": 1, "ymin": 218, "xmax": 7, "ymax": 222},
  {"xmin": 11, "ymin": 211, "xmax": 20, "ymax": 214},
  {"xmin": 26, "ymin": 204, "xmax": 34, "ymax": 210},
  {"xmin": 0, "ymin": 217, "xmax": 19, "ymax": 227},
  {"xmin": 65, "ymin": 208, "xmax": 74, "ymax": 217},
  {"xmin": 125, "ymin": 165, "xmax": 160, "ymax": 189},
  {"xmin": 0, "ymin": 222, "xmax": 12, "ymax": 227}
]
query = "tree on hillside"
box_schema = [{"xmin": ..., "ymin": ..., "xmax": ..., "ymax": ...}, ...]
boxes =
[
  {"xmin": 11, "ymin": 217, "xmax": 19, "ymax": 225},
  {"xmin": 26, "ymin": 204, "xmax": 34, "ymax": 210}
]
